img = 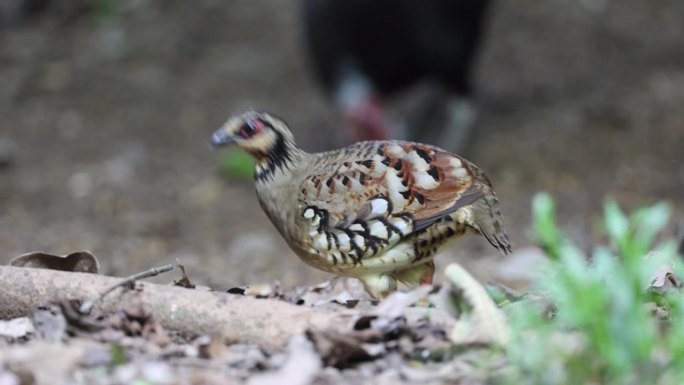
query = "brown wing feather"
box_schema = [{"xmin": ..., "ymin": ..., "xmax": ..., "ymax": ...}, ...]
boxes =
[
  {"xmin": 299, "ymin": 141, "xmax": 481, "ymax": 233},
  {"xmin": 407, "ymin": 145, "xmax": 482, "ymax": 221},
  {"xmin": 294, "ymin": 140, "xmax": 512, "ymax": 264},
  {"xmin": 413, "ymin": 182, "xmax": 485, "ymax": 232}
]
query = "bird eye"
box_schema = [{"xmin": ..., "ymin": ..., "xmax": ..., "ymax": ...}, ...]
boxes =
[
  {"xmin": 240, "ymin": 122, "xmax": 255, "ymax": 137},
  {"xmin": 240, "ymin": 118, "xmax": 268, "ymax": 138}
]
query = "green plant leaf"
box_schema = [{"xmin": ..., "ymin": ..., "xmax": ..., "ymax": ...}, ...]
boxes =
[
  {"xmin": 632, "ymin": 202, "xmax": 671, "ymax": 253},
  {"xmin": 110, "ymin": 343, "xmax": 127, "ymax": 366},
  {"xmin": 532, "ymin": 193, "xmax": 563, "ymax": 261},
  {"xmin": 604, "ymin": 200, "xmax": 629, "ymax": 245},
  {"xmin": 507, "ymin": 194, "xmax": 684, "ymax": 385}
]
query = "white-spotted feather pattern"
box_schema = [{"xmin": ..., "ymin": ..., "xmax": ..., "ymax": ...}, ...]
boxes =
[{"xmin": 292, "ymin": 140, "xmax": 509, "ymax": 271}]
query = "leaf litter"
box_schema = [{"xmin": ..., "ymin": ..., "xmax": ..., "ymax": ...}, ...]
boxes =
[{"xmin": 2, "ymin": 251, "xmax": 525, "ymax": 385}]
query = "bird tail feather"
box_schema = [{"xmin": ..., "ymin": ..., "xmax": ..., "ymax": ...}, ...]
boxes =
[{"xmin": 468, "ymin": 190, "xmax": 511, "ymax": 255}]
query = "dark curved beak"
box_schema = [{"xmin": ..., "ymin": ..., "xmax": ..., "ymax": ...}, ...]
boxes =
[{"xmin": 210, "ymin": 128, "xmax": 236, "ymax": 148}]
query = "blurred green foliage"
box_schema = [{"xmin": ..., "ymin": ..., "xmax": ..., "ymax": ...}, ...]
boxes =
[
  {"xmin": 504, "ymin": 193, "xmax": 684, "ymax": 384},
  {"xmin": 219, "ymin": 148, "xmax": 255, "ymax": 180},
  {"xmin": 109, "ymin": 343, "xmax": 127, "ymax": 367}
]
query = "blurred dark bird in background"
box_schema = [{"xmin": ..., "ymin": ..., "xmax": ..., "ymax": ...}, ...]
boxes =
[
  {"xmin": 0, "ymin": 0, "xmax": 49, "ymax": 25},
  {"xmin": 302, "ymin": 0, "xmax": 492, "ymax": 151},
  {"xmin": 0, "ymin": 0, "xmax": 96, "ymax": 26}
]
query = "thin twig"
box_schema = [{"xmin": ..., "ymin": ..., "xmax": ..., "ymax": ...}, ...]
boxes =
[{"xmin": 79, "ymin": 264, "xmax": 174, "ymax": 314}]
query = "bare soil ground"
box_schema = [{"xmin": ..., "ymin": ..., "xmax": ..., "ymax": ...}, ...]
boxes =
[{"xmin": 1, "ymin": 0, "xmax": 683, "ymax": 290}]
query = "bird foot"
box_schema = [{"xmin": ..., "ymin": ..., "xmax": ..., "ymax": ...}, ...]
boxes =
[{"xmin": 359, "ymin": 273, "xmax": 397, "ymax": 299}]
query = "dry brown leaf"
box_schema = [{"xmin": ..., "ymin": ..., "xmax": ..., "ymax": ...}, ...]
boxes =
[
  {"xmin": 29, "ymin": 293, "xmax": 170, "ymax": 347},
  {"xmin": 10, "ymin": 251, "xmax": 99, "ymax": 273},
  {"xmin": 294, "ymin": 278, "xmax": 371, "ymax": 308},
  {"xmin": 306, "ymin": 329, "xmax": 375, "ymax": 368},
  {"xmin": 117, "ymin": 293, "xmax": 170, "ymax": 346},
  {"xmin": 173, "ymin": 262, "xmax": 196, "ymax": 289}
]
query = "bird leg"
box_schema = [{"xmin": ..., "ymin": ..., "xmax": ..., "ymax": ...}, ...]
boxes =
[
  {"xmin": 394, "ymin": 261, "xmax": 435, "ymax": 287},
  {"xmin": 359, "ymin": 273, "xmax": 397, "ymax": 299},
  {"xmin": 419, "ymin": 261, "xmax": 436, "ymax": 285}
]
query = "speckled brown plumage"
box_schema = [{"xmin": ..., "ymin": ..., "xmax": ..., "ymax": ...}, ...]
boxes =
[{"xmin": 211, "ymin": 110, "xmax": 511, "ymax": 298}]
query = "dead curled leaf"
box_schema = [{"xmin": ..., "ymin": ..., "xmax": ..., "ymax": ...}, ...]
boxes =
[
  {"xmin": 29, "ymin": 294, "xmax": 169, "ymax": 347},
  {"xmin": 10, "ymin": 251, "xmax": 99, "ymax": 273},
  {"xmin": 307, "ymin": 310, "xmax": 461, "ymax": 369},
  {"xmin": 31, "ymin": 300, "xmax": 112, "ymax": 343},
  {"xmin": 306, "ymin": 329, "xmax": 375, "ymax": 368},
  {"xmin": 107, "ymin": 293, "xmax": 170, "ymax": 346},
  {"xmin": 649, "ymin": 263, "xmax": 681, "ymax": 293},
  {"xmin": 292, "ymin": 278, "xmax": 373, "ymax": 309},
  {"xmin": 173, "ymin": 262, "xmax": 196, "ymax": 289}
]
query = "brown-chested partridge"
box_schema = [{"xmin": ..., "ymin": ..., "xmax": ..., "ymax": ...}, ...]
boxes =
[{"xmin": 211, "ymin": 110, "xmax": 511, "ymax": 298}]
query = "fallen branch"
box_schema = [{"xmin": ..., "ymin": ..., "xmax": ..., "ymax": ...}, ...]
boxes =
[
  {"xmin": 79, "ymin": 263, "xmax": 175, "ymax": 314},
  {"xmin": 0, "ymin": 266, "xmax": 351, "ymax": 348}
]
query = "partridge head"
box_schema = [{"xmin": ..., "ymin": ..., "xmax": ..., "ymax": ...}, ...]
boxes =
[{"xmin": 211, "ymin": 110, "xmax": 511, "ymax": 298}]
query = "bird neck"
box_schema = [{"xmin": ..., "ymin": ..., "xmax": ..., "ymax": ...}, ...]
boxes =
[{"xmin": 254, "ymin": 136, "xmax": 307, "ymax": 183}]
